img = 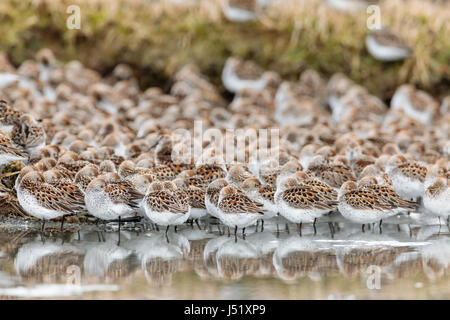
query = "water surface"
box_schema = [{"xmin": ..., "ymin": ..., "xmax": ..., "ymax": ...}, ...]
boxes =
[{"xmin": 0, "ymin": 213, "xmax": 449, "ymax": 299}]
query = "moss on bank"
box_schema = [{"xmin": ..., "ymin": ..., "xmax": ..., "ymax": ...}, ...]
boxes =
[{"xmin": 0, "ymin": 0, "xmax": 448, "ymax": 99}]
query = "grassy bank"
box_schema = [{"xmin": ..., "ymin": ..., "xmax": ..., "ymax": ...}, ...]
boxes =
[{"xmin": 0, "ymin": 0, "xmax": 448, "ymax": 99}]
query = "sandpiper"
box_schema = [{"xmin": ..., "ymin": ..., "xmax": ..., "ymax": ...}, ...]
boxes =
[
  {"xmin": 423, "ymin": 176, "xmax": 449, "ymax": 223},
  {"xmin": 358, "ymin": 176, "xmax": 417, "ymax": 214},
  {"xmin": 307, "ymin": 155, "xmax": 356, "ymax": 189},
  {"xmin": 386, "ymin": 154, "xmax": 427, "ymax": 201},
  {"xmin": 205, "ymin": 178, "xmax": 229, "ymax": 219},
  {"xmin": 217, "ymin": 184, "xmax": 264, "ymax": 237},
  {"xmin": 173, "ymin": 177, "xmax": 207, "ymax": 228},
  {"xmin": 17, "ymin": 171, "xmax": 85, "ymax": 231},
  {"xmin": 142, "ymin": 181, "xmax": 190, "ymax": 233},
  {"xmin": 275, "ymin": 177, "xmax": 337, "ymax": 228},
  {"xmin": 11, "ymin": 114, "xmax": 46, "ymax": 155},
  {"xmin": 365, "ymin": 28, "xmax": 412, "ymax": 62},
  {"xmin": 338, "ymin": 181, "xmax": 402, "ymax": 230},
  {"xmin": 242, "ymin": 177, "xmax": 278, "ymax": 230},
  {"xmin": 85, "ymin": 174, "xmax": 144, "ymax": 243},
  {"xmin": 222, "ymin": 57, "xmax": 269, "ymax": 93},
  {"xmin": 0, "ymin": 134, "xmax": 28, "ymax": 167},
  {"xmin": 222, "ymin": 0, "xmax": 259, "ymax": 23}
]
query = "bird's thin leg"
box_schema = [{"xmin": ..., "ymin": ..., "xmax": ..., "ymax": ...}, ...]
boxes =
[
  {"xmin": 174, "ymin": 225, "xmax": 178, "ymax": 233},
  {"xmin": 165, "ymin": 225, "xmax": 170, "ymax": 236},
  {"xmin": 155, "ymin": 224, "xmax": 159, "ymax": 232},
  {"xmin": 242, "ymin": 227, "xmax": 246, "ymax": 236},
  {"xmin": 397, "ymin": 224, "xmax": 401, "ymax": 232},
  {"xmin": 328, "ymin": 222, "xmax": 334, "ymax": 238},
  {"xmin": 228, "ymin": 227, "xmax": 230, "ymax": 237},
  {"xmin": 190, "ymin": 219, "xmax": 194, "ymax": 229},
  {"xmin": 234, "ymin": 225, "xmax": 238, "ymax": 237},
  {"xmin": 77, "ymin": 230, "xmax": 81, "ymax": 241},
  {"xmin": 313, "ymin": 222, "xmax": 317, "ymax": 235},
  {"xmin": 285, "ymin": 223, "xmax": 290, "ymax": 234},
  {"xmin": 297, "ymin": 223, "xmax": 302, "ymax": 236},
  {"xmin": 117, "ymin": 216, "xmax": 121, "ymax": 246},
  {"xmin": 195, "ymin": 219, "xmax": 202, "ymax": 230},
  {"xmin": 41, "ymin": 220, "xmax": 45, "ymax": 232},
  {"xmin": 379, "ymin": 219, "xmax": 383, "ymax": 234},
  {"xmin": 255, "ymin": 220, "xmax": 259, "ymax": 232},
  {"xmin": 362, "ymin": 224, "xmax": 365, "ymax": 233},
  {"xmin": 60, "ymin": 215, "xmax": 65, "ymax": 231},
  {"xmin": 261, "ymin": 220, "xmax": 264, "ymax": 232}
]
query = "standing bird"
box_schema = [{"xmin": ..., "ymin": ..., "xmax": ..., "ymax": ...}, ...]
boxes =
[
  {"xmin": 337, "ymin": 181, "xmax": 403, "ymax": 232},
  {"xmin": 423, "ymin": 176, "xmax": 449, "ymax": 224},
  {"xmin": 365, "ymin": 28, "xmax": 412, "ymax": 62},
  {"xmin": 275, "ymin": 177, "xmax": 337, "ymax": 233},
  {"xmin": 17, "ymin": 171, "xmax": 85, "ymax": 231},
  {"xmin": 85, "ymin": 174, "xmax": 144, "ymax": 244},
  {"xmin": 205, "ymin": 178, "xmax": 229, "ymax": 219},
  {"xmin": 386, "ymin": 154, "xmax": 427, "ymax": 201},
  {"xmin": 242, "ymin": 177, "xmax": 278, "ymax": 231},
  {"xmin": 217, "ymin": 185, "xmax": 264, "ymax": 238},
  {"xmin": 143, "ymin": 181, "xmax": 191, "ymax": 235}
]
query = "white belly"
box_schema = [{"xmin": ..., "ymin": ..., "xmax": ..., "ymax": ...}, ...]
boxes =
[
  {"xmin": 143, "ymin": 203, "xmax": 190, "ymax": 226},
  {"xmin": 17, "ymin": 189, "xmax": 64, "ymax": 220},
  {"xmin": 218, "ymin": 211, "xmax": 259, "ymax": 228},
  {"xmin": 423, "ymin": 193, "xmax": 450, "ymax": 218},
  {"xmin": 277, "ymin": 201, "xmax": 319, "ymax": 223},
  {"xmin": 338, "ymin": 202, "xmax": 394, "ymax": 223}
]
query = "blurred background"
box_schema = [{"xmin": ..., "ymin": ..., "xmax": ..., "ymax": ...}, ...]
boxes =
[{"xmin": 0, "ymin": 0, "xmax": 448, "ymax": 100}]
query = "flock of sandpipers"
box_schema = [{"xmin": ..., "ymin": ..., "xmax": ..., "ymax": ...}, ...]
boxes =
[{"xmin": 0, "ymin": 47, "xmax": 448, "ymax": 244}]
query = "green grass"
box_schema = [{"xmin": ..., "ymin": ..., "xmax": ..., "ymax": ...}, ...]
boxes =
[{"xmin": 0, "ymin": 0, "xmax": 448, "ymax": 99}]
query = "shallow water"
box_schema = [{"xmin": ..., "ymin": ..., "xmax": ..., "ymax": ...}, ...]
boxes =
[{"xmin": 0, "ymin": 213, "xmax": 449, "ymax": 300}]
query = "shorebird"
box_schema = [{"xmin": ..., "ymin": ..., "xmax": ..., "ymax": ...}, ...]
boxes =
[
  {"xmin": 275, "ymin": 177, "xmax": 337, "ymax": 231},
  {"xmin": 222, "ymin": 0, "xmax": 259, "ymax": 23},
  {"xmin": 205, "ymin": 178, "xmax": 229, "ymax": 219},
  {"xmin": 338, "ymin": 181, "xmax": 404, "ymax": 231},
  {"xmin": 365, "ymin": 28, "xmax": 412, "ymax": 62},
  {"xmin": 74, "ymin": 164, "xmax": 99, "ymax": 193},
  {"xmin": 17, "ymin": 171, "xmax": 85, "ymax": 231},
  {"xmin": 0, "ymin": 100, "xmax": 22, "ymax": 134},
  {"xmin": 423, "ymin": 176, "xmax": 449, "ymax": 223},
  {"xmin": 358, "ymin": 176, "xmax": 417, "ymax": 215},
  {"xmin": 386, "ymin": 154, "xmax": 427, "ymax": 201},
  {"xmin": 225, "ymin": 163, "xmax": 255, "ymax": 187},
  {"xmin": 222, "ymin": 57, "xmax": 269, "ymax": 93},
  {"xmin": 173, "ymin": 177, "xmax": 207, "ymax": 228},
  {"xmin": 143, "ymin": 181, "xmax": 191, "ymax": 235},
  {"xmin": 43, "ymin": 169, "xmax": 86, "ymax": 229},
  {"xmin": 242, "ymin": 177, "xmax": 278, "ymax": 230},
  {"xmin": 0, "ymin": 134, "xmax": 28, "ymax": 167},
  {"xmin": 85, "ymin": 174, "xmax": 144, "ymax": 243},
  {"xmin": 217, "ymin": 185, "xmax": 264, "ymax": 237},
  {"xmin": 307, "ymin": 155, "xmax": 356, "ymax": 190},
  {"xmin": 327, "ymin": 0, "xmax": 379, "ymax": 12},
  {"xmin": 11, "ymin": 114, "xmax": 46, "ymax": 155},
  {"xmin": 391, "ymin": 84, "xmax": 439, "ymax": 125}
]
